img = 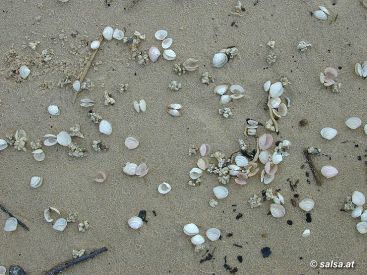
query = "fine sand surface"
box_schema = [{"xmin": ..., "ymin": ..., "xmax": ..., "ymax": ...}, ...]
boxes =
[{"xmin": 1, "ymin": 0, "xmax": 367, "ymax": 274}]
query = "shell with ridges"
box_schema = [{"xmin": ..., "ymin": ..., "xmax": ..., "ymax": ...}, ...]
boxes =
[
  {"xmin": 128, "ymin": 216, "xmax": 143, "ymax": 229},
  {"xmin": 191, "ymin": 234, "xmax": 205, "ymax": 246},
  {"xmin": 212, "ymin": 52, "xmax": 228, "ymax": 68},
  {"xmin": 183, "ymin": 223, "xmax": 199, "ymax": 236},
  {"xmin": 206, "ymin": 228, "xmax": 221, "ymax": 241},
  {"xmin": 30, "ymin": 176, "xmax": 43, "ymax": 188},
  {"xmin": 320, "ymin": 127, "xmax": 337, "ymax": 140},
  {"xmin": 270, "ymin": 203, "xmax": 285, "ymax": 218},
  {"xmin": 213, "ymin": 186, "xmax": 228, "ymax": 199},
  {"xmin": 299, "ymin": 198, "xmax": 315, "ymax": 212}
]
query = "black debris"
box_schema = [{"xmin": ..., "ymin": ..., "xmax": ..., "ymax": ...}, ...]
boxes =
[
  {"xmin": 226, "ymin": 233, "xmax": 233, "ymax": 238},
  {"xmin": 233, "ymin": 243, "xmax": 243, "ymax": 248},
  {"xmin": 237, "ymin": 256, "xmax": 243, "ymax": 263},
  {"xmin": 223, "ymin": 256, "xmax": 238, "ymax": 273},
  {"xmin": 287, "ymin": 220, "xmax": 293, "ymax": 225},
  {"xmin": 235, "ymin": 213, "xmax": 243, "ymax": 220},
  {"xmin": 261, "ymin": 247, "xmax": 272, "ymax": 258},
  {"xmin": 306, "ymin": 213, "xmax": 312, "ymax": 223},
  {"xmin": 138, "ymin": 210, "xmax": 148, "ymax": 223},
  {"xmin": 200, "ymin": 249, "xmax": 216, "ymax": 264}
]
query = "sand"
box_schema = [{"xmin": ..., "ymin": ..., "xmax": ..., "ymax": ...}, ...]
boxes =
[{"xmin": 0, "ymin": 0, "xmax": 367, "ymax": 274}]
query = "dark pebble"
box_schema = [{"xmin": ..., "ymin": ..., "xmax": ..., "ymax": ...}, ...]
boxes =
[
  {"xmin": 299, "ymin": 119, "xmax": 308, "ymax": 127},
  {"xmin": 357, "ymin": 156, "xmax": 362, "ymax": 161},
  {"xmin": 306, "ymin": 213, "xmax": 312, "ymax": 223},
  {"xmin": 237, "ymin": 256, "xmax": 243, "ymax": 263},
  {"xmin": 138, "ymin": 210, "xmax": 148, "ymax": 223},
  {"xmin": 235, "ymin": 213, "xmax": 243, "ymax": 220},
  {"xmin": 287, "ymin": 220, "xmax": 293, "ymax": 225},
  {"xmin": 9, "ymin": 265, "xmax": 26, "ymax": 275},
  {"xmin": 261, "ymin": 247, "xmax": 272, "ymax": 258}
]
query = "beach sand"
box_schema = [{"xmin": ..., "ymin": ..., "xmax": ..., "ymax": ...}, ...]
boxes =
[{"xmin": 0, "ymin": 0, "xmax": 366, "ymax": 274}]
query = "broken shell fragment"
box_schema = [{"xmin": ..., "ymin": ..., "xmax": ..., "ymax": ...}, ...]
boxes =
[
  {"xmin": 183, "ymin": 223, "xmax": 199, "ymax": 236},
  {"xmin": 90, "ymin": 40, "xmax": 100, "ymax": 50},
  {"xmin": 112, "ymin": 29, "xmax": 124, "ymax": 40},
  {"xmin": 213, "ymin": 186, "xmax": 229, "ymax": 199},
  {"xmin": 320, "ymin": 127, "xmax": 337, "ymax": 140},
  {"xmin": 263, "ymin": 80, "xmax": 271, "ymax": 92},
  {"xmin": 270, "ymin": 203, "xmax": 285, "ymax": 218},
  {"xmin": 44, "ymin": 207, "xmax": 61, "ymax": 223},
  {"xmin": 125, "ymin": 137, "xmax": 139, "ymax": 150},
  {"xmin": 320, "ymin": 67, "xmax": 338, "ymax": 86},
  {"xmin": 163, "ymin": 49, "xmax": 176, "ymax": 61},
  {"xmin": 0, "ymin": 139, "xmax": 8, "ymax": 151},
  {"xmin": 158, "ymin": 182, "xmax": 171, "ymax": 195},
  {"xmin": 148, "ymin": 46, "xmax": 161, "ymax": 62},
  {"xmin": 72, "ymin": 80, "xmax": 81, "ymax": 92},
  {"xmin": 364, "ymin": 124, "xmax": 367, "ymax": 135},
  {"xmin": 128, "ymin": 216, "xmax": 143, "ymax": 230},
  {"xmin": 94, "ymin": 171, "xmax": 107, "ymax": 183},
  {"xmin": 167, "ymin": 103, "xmax": 182, "ymax": 117},
  {"xmin": 162, "ymin": 37, "xmax": 173, "ymax": 49},
  {"xmin": 57, "ymin": 131, "xmax": 72, "ymax": 146},
  {"xmin": 191, "ymin": 234, "xmax": 205, "ymax": 246},
  {"xmin": 102, "ymin": 26, "xmax": 114, "ymax": 40},
  {"xmin": 212, "ymin": 52, "xmax": 228, "ymax": 68},
  {"xmin": 99, "ymin": 120, "xmax": 112, "ymax": 135},
  {"xmin": 30, "ymin": 176, "xmax": 43, "ymax": 188},
  {"xmin": 258, "ymin": 133, "xmax": 273, "ymax": 150},
  {"xmin": 80, "ymin": 98, "xmax": 95, "ymax": 108},
  {"xmin": 123, "ymin": 162, "xmax": 138, "ymax": 176},
  {"xmin": 182, "ymin": 58, "xmax": 199, "ymax": 72},
  {"xmin": 139, "ymin": 99, "xmax": 147, "ymax": 112},
  {"xmin": 220, "ymin": 95, "xmax": 232, "ymax": 105},
  {"xmin": 345, "ymin": 117, "xmax": 362, "ymax": 129},
  {"xmin": 206, "ymin": 228, "xmax": 221, "ymax": 241},
  {"xmin": 19, "ymin": 65, "xmax": 30, "ymax": 79},
  {"xmin": 53, "ymin": 218, "xmax": 67, "ymax": 232},
  {"xmin": 135, "ymin": 163, "xmax": 149, "ymax": 177},
  {"xmin": 299, "ymin": 198, "xmax": 315, "ymax": 212},
  {"xmin": 352, "ymin": 191, "xmax": 365, "ymax": 206},
  {"xmin": 356, "ymin": 222, "xmax": 367, "ymax": 234},
  {"xmin": 269, "ymin": 82, "xmax": 284, "ymax": 98},
  {"xmin": 320, "ymin": 165, "xmax": 338, "ymax": 178},
  {"xmin": 48, "ymin": 105, "xmax": 60, "ymax": 116},
  {"xmin": 214, "ymin": 84, "xmax": 229, "ymax": 95},
  {"xmin": 4, "ymin": 217, "xmax": 18, "ymax": 232},
  {"xmin": 302, "ymin": 229, "xmax": 311, "ymax": 237},
  {"xmin": 189, "ymin": 168, "xmax": 203, "ymax": 180},
  {"xmin": 155, "ymin": 29, "xmax": 168, "ymax": 40},
  {"xmin": 32, "ymin": 149, "xmax": 45, "ymax": 161}
]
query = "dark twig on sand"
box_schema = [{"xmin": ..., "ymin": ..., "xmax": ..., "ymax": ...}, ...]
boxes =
[
  {"xmin": 0, "ymin": 203, "xmax": 29, "ymax": 231},
  {"xmin": 45, "ymin": 247, "xmax": 108, "ymax": 275},
  {"xmin": 303, "ymin": 149, "xmax": 322, "ymax": 186}
]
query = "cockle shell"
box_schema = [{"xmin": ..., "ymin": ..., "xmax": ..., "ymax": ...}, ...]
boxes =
[
  {"xmin": 44, "ymin": 207, "xmax": 60, "ymax": 223},
  {"xmin": 168, "ymin": 109, "xmax": 181, "ymax": 117},
  {"xmin": 158, "ymin": 182, "xmax": 171, "ymax": 195},
  {"xmin": 135, "ymin": 163, "xmax": 149, "ymax": 177},
  {"xmin": 220, "ymin": 95, "xmax": 232, "ymax": 105},
  {"xmin": 72, "ymin": 80, "xmax": 81, "ymax": 92},
  {"xmin": 0, "ymin": 139, "xmax": 8, "ymax": 151},
  {"xmin": 352, "ymin": 191, "xmax": 365, "ymax": 206},
  {"xmin": 351, "ymin": 206, "xmax": 363, "ymax": 218},
  {"xmin": 125, "ymin": 137, "xmax": 139, "ymax": 150},
  {"xmin": 270, "ymin": 203, "xmax": 285, "ymax": 218},
  {"xmin": 229, "ymin": 84, "xmax": 245, "ymax": 99},
  {"xmin": 53, "ymin": 218, "xmax": 67, "ymax": 232},
  {"xmin": 162, "ymin": 38, "xmax": 173, "ymax": 49},
  {"xmin": 19, "ymin": 65, "xmax": 30, "ymax": 79},
  {"xmin": 356, "ymin": 222, "xmax": 367, "ymax": 234},
  {"xmin": 235, "ymin": 155, "xmax": 248, "ymax": 167},
  {"xmin": 263, "ymin": 80, "xmax": 271, "ymax": 92},
  {"xmin": 148, "ymin": 47, "xmax": 161, "ymax": 62},
  {"xmin": 163, "ymin": 49, "xmax": 176, "ymax": 61},
  {"xmin": 212, "ymin": 52, "xmax": 228, "ymax": 68},
  {"xmin": 183, "ymin": 223, "xmax": 199, "ymax": 236},
  {"xmin": 213, "ymin": 186, "xmax": 229, "ymax": 199},
  {"xmin": 189, "ymin": 168, "xmax": 203, "ymax": 180},
  {"xmin": 313, "ymin": 9, "xmax": 328, "ymax": 20},
  {"xmin": 4, "ymin": 217, "xmax": 18, "ymax": 232},
  {"xmin": 197, "ymin": 158, "xmax": 209, "ymax": 170},
  {"xmin": 269, "ymin": 82, "xmax": 284, "ymax": 98},
  {"xmin": 112, "ymin": 29, "xmax": 124, "ymax": 40},
  {"xmin": 57, "ymin": 131, "xmax": 72, "ymax": 146},
  {"xmin": 30, "ymin": 176, "xmax": 43, "ymax": 188},
  {"xmin": 258, "ymin": 133, "xmax": 273, "ymax": 150},
  {"xmin": 272, "ymin": 152, "xmax": 283, "ymax": 164},
  {"xmin": 299, "ymin": 198, "xmax": 315, "ymax": 212},
  {"xmin": 123, "ymin": 162, "xmax": 138, "ymax": 176},
  {"xmin": 99, "ymin": 120, "xmax": 112, "ymax": 135},
  {"xmin": 191, "ymin": 234, "xmax": 205, "ymax": 246},
  {"xmin": 102, "ymin": 26, "xmax": 114, "ymax": 40},
  {"xmin": 47, "ymin": 105, "xmax": 60, "ymax": 116},
  {"xmin": 90, "ymin": 40, "xmax": 100, "ymax": 50},
  {"xmin": 320, "ymin": 165, "xmax": 338, "ymax": 178},
  {"xmin": 214, "ymin": 84, "xmax": 228, "ymax": 95},
  {"xmin": 183, "ymin": 58, "xmax": 199, "ymax": 71},
  {"xmin": 43, "ymin": 134, "xmax": 57, "ymax": 146},
  {"xmin": 345, "ymin": 117, "xmax": 362, "ymax": 129},
  {"xmin": 32, "ymin": 149, "xmax": 45, "ymax": 162},
  {"xmin": 155, "ymin": 29, "xmax": 168, "ymax": 40},
  {"xmin": 128, "ymin": 216, "xmax": 143, "ymax": 230},
  {"xmin": 259, "ymin": 150, "xmax": 270, "ymax": 164},
  {"xmin": 206, "ymin": 228, "xmax": 221, "ymax": 241},
  {"xmin": 320, "ymin": 127, "xmax": 337, "ymax": 140},
  {"xmin": 199, "ymin": 144, "xmax": 210, "ymax": 157}
]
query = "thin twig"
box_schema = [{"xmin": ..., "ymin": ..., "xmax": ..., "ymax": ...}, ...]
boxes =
[
  {"xmin": 303, "ymin": 149, "xmax": 322, "ymax": 186},
  {"xmin": 0, "ymin": 203, "xmax": 29, "ymax": 231},
  {"xmin": 45, "ymin": 247, "xmax": 108, "ymax": 275}
]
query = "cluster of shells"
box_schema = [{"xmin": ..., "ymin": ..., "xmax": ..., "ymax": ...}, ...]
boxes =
[
  {"xmin": 183, "ymin": 223, "xmax": 221, "ymax": 251},
  {"xmin": 343, "ymin": 191, "xmax": 367, "ymax": 234},
  {"xmin": 149, "ymin": 29, "xmax": 176, "ymax": 62}
]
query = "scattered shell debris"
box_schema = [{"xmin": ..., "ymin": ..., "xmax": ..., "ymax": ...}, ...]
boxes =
[
  {"xmin": 343, "ymin": 191, "xmax": 366, "ymax": 234},
  {"xmin": 168, "ymin": 80, "xmax": 182, "ymax": 91},
  {"xmin": 201, "ymin": 72, "xmax": 214, "ymax": 85},
  {"xmin": 174, "ymin": 58, "xmax": 199, "ymax": 75},
  {"xmin": 297, "ymin": 41, "xmax": 312, "ymax": 52}
]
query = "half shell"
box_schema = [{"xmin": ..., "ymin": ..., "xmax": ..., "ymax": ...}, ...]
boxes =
[
  {"xmin": 53, "ymin": 218, "xmax": 67, "ymax": 232},
  {"xmin": 44, "ymin": 207, "xmax": 61, "ymax": 223},
  {"xmin": 43, "ymin": 134, "xmax": 57, "ymax": 146},
  {"xmin": 183, "ymin": 223, "xmax": 199, "ymax": 236},
  {"xmin": 212, "ymin": 52, "xmax": 228, "ymax": 68},
  {"xmin": 112, "ymin": 29, "xmax": 124, "ymax": 40},
  {"xmin": 356, "ymin": 222, "xmax": 367, "ymax": 234},
  {"xmin": 155, "ymin": 30, "xmax": 168, "ymax": 40},
  {"xmin": 345, "ymin": 117, "xmax": 362, "ymax": 129},
  {"xmin": 30, "ymin": 176, "xmax": 43, "ymax": 188},
  {"xmin": 163, "ymin": 49, "xmax": 176, "ymax": 61},
  {"xmin": 125, "ymin": 137, "xmax": 139, "ymax": 150},
  {"xmin": 32, "ymin": 149, "xmax": 45, "ymax": 162},
  {"xmin": 270, "ymin": 203, "xmax": 285, "ymax": 218},
  {"xmin": 214, "ymin": 84, "xmax": 228, "ymax": 95},
  {"xmin": 229, "ymin": 84, "xmax": 245, "ymax": 99},
  {"xmin": 128, "ymin": 216, "xmax": 143, "ymax": 229},
  {"xmin": 199, "ymin": 144, "xmax": 210, "ymax": 157},
  {"xmin": 0, "ymin": 139, "xmax": 8, "ymax": 151},
  {"xmin": 57, "ymin": 131, "xmax": 72, "ymax": 146},
  {"xmin": 158, "ymin": 182, "xmax": 171, "ymax": 195},
  {"xmin": 99, "ymin": 120, "xmax": 112, "ymax": 135},
  {"xmin": 148, "ymin": 47, "xmax": 161, "ymax": 63},
  {"xmin": 191, "ymin": 234, "xmax": 205, "ymax": 246},
  {"xmin": 123, "ymin": 162, "xmax": 138, "ymax": 176},
  {"xmin": 183, "ymin": 58, "xmax": 199, "ymax": 71},
  {"xmin": 4, "ymin": 217, "xmax": 18, "ymax": 232},
  {"xmin": 206, "ymin": 228, "xmax": 221, "ymax": 241},
  {"xmin": 48, "ymin": 105, "xmax": 60, "ymax": 116},
  {"xmin": 258, "ymin": 134, "xmax": 273, "ymax": 150},
  {"xmin": 19, "ymin": 65, "xmax": 30, "ymax": 79},
  {"xmin": 162, "ymin": 38, "xmax": 173, "ymax": 49},
  {"xmin": 320, "ymin": 165, "xmax": 338, "ymax": 178},
  {"xmin": 269, "ymin": 82, "xmax": 284, "ymax": 98},
  {"xmin": 299, "ymin": 198, "xmax": 315, "ymax": 212},
  {"xmin": 352, "ymin": 191, "xmax": 365, "ymax": 206},
  {"xmin": 320, "ymin": 127, "xmax": 337, "ymax": 140},
  {"xmin": 213, "ymin": 186, "xmax": 229, "ymax": 199},
  {"xmin": 102, "ymin": 26, "xmax": 114, "ymax": 40},
  {"xmin": 135, "ymin": 163, "xmax": 149, "ymax": 177}
]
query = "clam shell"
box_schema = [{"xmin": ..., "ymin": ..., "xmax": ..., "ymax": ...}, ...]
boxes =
[
  {"xmin": 183, "ymin": 223, "xmax": 199, "ymax": 236},
  {"xmin": 112, "ymin": 29, "xmax": 124, "ymax": 40},
  {"xmin": 272, "ymin": 152, "xmax": 283, "ymax": 164},
  {"xmin": 30, "ymin": 176, "xmax": 43, "ymax": 188},
  {"xmin": 258, "ymin": 133, "xmax": 273, "ymax": 150},
  {"xmin": 0, "ymin": 139, "xmax": 8, "ymax": 151},
  {"xmin": 199, "ymin": 144, "xmax": 210, "ymax": 157},
  {"xmin": 57, "ymin": 131, "xmax": 72, "ymax": 146},
  {"xmin": 125, "ymin": 137, "xmax": 139, "ymax": 150},
  {"xmin": 139, "ymin": 99, "xmax": 147, "ymax": 112},
  {"xmin": 352, "ymin": 191, "xmax": 365, "ymax": 206},
  {"xmin": 270, "ymin": 97, "xmax": 281, "ymax": 108},
  {"xmin": 229, "ymin": 84, "xmax": 245, "ymax": 99},
  {"xmin": 168, "ymin": 109, "xmax": 181, "ymax": 117},
  {"xmin": 32, "ymin": 149, "xmax": 45, "ymax": 162},
  {"xmin": 148, "ymin": 47, "xmax": 161, "ymax": 63},
  {"xmin": 43, "ymin": 134, "xmax": 57, "ymax": 146},
  {"xmin": 133, "ymin": 101, "xmax": 140, "ymax": 112},
  {"xmin": 259, "ymin": 150, "xmax": 270, "ymax": 164},
  {"xmin": 44, "ymin": 207, "xmax": 61, "ymax": 223},
  {"xmin": 189, "ymin": 167, "xmax": 203, "ymax": 180},
  {"xmin": 351, "ymin": 206, "xmax": 363, "ymax": 218},
  {"xmin": 182, "ymin": 58, "xmax": 199, "ymax": 71},
  {"xmin": 214, "ymin": 84, "xmax": 228, "ymax": 95},
  {"xmin": 191, "ymin": 234, "xmax": 205, "ymax": 246},
  {"xmin": 270, "ymin": 203, "xmax": 285, "ymax": 218},
  {"xmin": 19, "ymin": 65, "xmax": 30, "ymax": 79},
  {"xmin": 53, "ymin": 218, "xmax": 67, "ymax": 232},
  {"xmin": 158, "ymin": 182, "xmax": 171, "ymax": 195},
  {"xmin": 355, "ymin": 63, "xmax": 363, "ymax": 77},
  {"xmin": 319, "ymin": 6, "xmax": 330, "ymax": 15},
  {"xmin": 47, "ymin": 105, "xmax": 60, "ymax": 116},
  {"xmin": 197, "ymin": 158, "xmax": 209, "ymax": 170},
  {"xmin": 163, "ymin": 49, "xmax": 176, "ymax": 61},
  {"xmin": 123, "ymin": 162, "xmax": 138, "ymax": 176},
  {"xmin": 135, "ymin": 163, "xmax": 149, "ymax": 177},
  {"xmin": 320, "ymin": 165, "xmax": 338, "ymax": 178},
  {"xmin": 313, "ymin": 10, "xmax": 327, "ymax": 20},
  {"xmin": 356, "ymin": 222, "xmax": 367, "ymax": 234},
  {"xmin": 299, "ymin": 198, "xmax": 315, "ymax": 212},
  {"xmin": 263, "ymin": 80, "xmax": 271, "ymax": 92},
  {"xmin": 155, "ymin": 29, "xmax": 168, "ymax": 40},
  {"xmin": 99, "ymin": 120, "xmax": 112, "ymax": 135},
  {"xmin": 90, "ymin": 40, "xmax": 100, "ymax": 50},
  {"xmin": 345, "ymin": 117, "xmax": 362, "ymax": 129},
  {"xmin": 80, "ymin": 98, "xmax": 95, "ymax": 107},
  {"xmin": 261, "ymin": 170, "xmax": 275, "ymax": 184},
  {"xmin": 320, "ymin": 127, "xmax": 337, "ymax": 140},
  {"xmin": 128, "ymin": 216, "xmax": 143, "ymax": 229},
  {"xmin": 269, "ymin": 82, "xmax": 284, "ymax": 98},
  {"xmin": 235, "ymin": 155, "xmax": 248, "ymax": 167},
  {"xmin": 102, "ymin": 26, "xmax": 114, "ymax": 40},
  {"xmin": 206, "ymin": 228, "xmax": 221, "ymax": 241},
  {"xmin": 220, "ymin": 95, "xmax": 232, "ymax": 105},
  {"xmin": 212, "ymin": 52, "xmax": 228, "ymax": 68},
  {"xmin": 4, "ymin": 217, "xmax": 18, "ymax": 232},
  {"xmin": 162, "ymin": 37, "xmax": 173, "ymax": 49},
  {"xmin": 169, "ymin": 103, "xmax": 182, "ymax": 110},
  {"xmin": 72, "ymin": 80, "xmax": 81, "ymax": 92},
  {"xmin": 213, "ymin": 186, "xmax": 229, "ymax": 199}
]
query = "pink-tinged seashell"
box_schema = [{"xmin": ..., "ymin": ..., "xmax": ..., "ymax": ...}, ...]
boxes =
[
  {"xmin": 199, "ymin": 144, "xmax": 210, "ymax": 157},
  {"xmin": 320, "ymin": 165, "xmax": 338, "ymax": 179},
  {"xmin": 197, "ymin": 158, "xmax": 209, "ymax": 170},
  {"xmin": 258, "ymin": 134, "xmax": 273, "ymax": 150},
  {"xmin": 148, "ymin": 46, "xmax": 161, "ymax": 62},
  {"xmin": 324, "ymin": 67, "xmax": 338, "ymax": 79},
  {"xmin": 235, "ymin": 172, "xmax": 248, "ymax": 185},
  {"xmin": 125, "ymin": 136, "xmax": 139, "ymax": 150},
  {"xmin": 264, "ymin": 162, "xmax": 278, "ymax": 176},
  {"xmin": 135, "ymin": 163, "xmax": 149, "ymax": 177}
]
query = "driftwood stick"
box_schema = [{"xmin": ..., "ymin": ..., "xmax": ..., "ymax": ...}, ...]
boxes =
[
  {"xmin": 303, "ymin": 149, "xmax": 322, "ymax": 186},
  {"xmin": 45, "ymin": 247, "xmax": 108, "ymax": 275},
  {"xmin": 0, "ymin": 203, "xmax": 29, "ymax": 231}
]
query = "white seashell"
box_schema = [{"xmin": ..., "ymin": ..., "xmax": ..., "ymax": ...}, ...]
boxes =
[
  {"xmin": 72, "ymin": 80, "xmax": 81, "ymax": 92},
  {"xmin": 32, "ymin": 149, "xmax": 45, "ymax": 162},
  {"xmin": 229, "ymin": 84, "xmax": 245, "ymax": 99},
  {"xmin": 53, "ymin": 218, "xmax": 67, "ymax": 232},
  {"xmin": 220, "ymin": 95, "xmax": 232, "ymax": 105},
  {"xmin": 206, "ymin": 228, "xmax": 221, "ymax": 241},
  {"xmin": 355, "ymin": 63, "xmax": 363, "ymax": 77},
  {"xmin": 299, "ymin": 198, "xmax": 315, "ymax": 212},
  {"xmin": 128, "ymin": 216, "xmax": 143, "ymax": 230},
  {"xmin": 30, "ymin": 176, "xmax": 43, "ymax": 188},
  {"xmin": 351, "ymin": 206, "xmax": 363, "ymax": 218},
  {"xmin": 99, "ymin": 120, "xmax": 112, "ymax": 135},
  {"xmin": 228, "ymin": 164, "xmax": 240, "ymax": 176},
  {"xmin": 44, "ymin": 207, "xmax": 60, "ymax": 223},
  {"xmin": 136, "ymin": 163, "xmax": 149, "ymax": 177},
  {"xmin": 269, "ymin": 82, "xmax": 284, "ymax": 98},
  {"xmin": 214, "ymin": 84, "xmax": 228, "ymax": 95},
  {"xmin": 148, "ymin": 47, "xmax": 161, "ymax": 62},
  {"xmin": 183, "ymin": 223, "xmax": 199, "ymax": 236},
  {"xmin": 112, "ymin": 29, "xmax": 124, "ymax": 40},
  {"xmin": 197, "ymin": 158, "xmax": 209, "ymax": 170},
  {"xmin": 261, "ymin": 170, "xmax": 275, "ymax": 184},
  {"xmin": 320, "ymin": 127, "xmax": 337, "ymax": 140},
  {"xmin": 133, "ymin": 101, "xmax": 140, "ymax": 112},
  {"xmin": 80, "ymin": 98, "xmax": 95, "ymax": 108},
  {"xmin": 345, "ymin": 117, "xmax": 362, "ymax": 129},
  {"xmin": 57, "ymin": 131, "xmax": 72, "ymax": 146},
  {"xmin": 158, "ymin": 182, "xmax": 171, "ymax": 194},
  {"xmin": 352, "ymin": 191, "xmax": 365, "ymax": 206},
  {"xmin": 4, "ymin": 217, "xmax": 18, "ymax": 232},
  {"xmin": 270, "ymin": 97, "xmax": 281, "ymax": 109},
  {"xmin": 213, "ymin": 186, "xmax": 229, "ymax": 199},
  {"xmin": 319, "ymin": 6, "xmax": 330, "ymax": 15},
  {"xmin": 168, "ymin": 109, "xmax": 181, "ymax": 117},
  {"xmin": 191, "ymin": 234, "xmax": 205, "ymax": 246},
  {"xmin": 90, "ymin": 40, "xmax": 100, "ymax": 50},
  {"xmin": 19, "ymin": 65, "xmax": 30, "ymax": 79},
  {"xmin": 139, "ymin": 99, "xmax": 147, "ymax": 112},
  {"xmin": 272, "ymin": 152, "xmax": 283, "ymax": 164},
  {"xmin": 199, "ymin": 144, "xmax": 210, "ymax": 157},
  {"xmin": 320, "ymin": 165, "xmax": 338, "ymax": 178},
  {"xmin": 356, "ymin": 222, "xmax": 367, "ymax": 234},
  {"xmin": 163, "ymin": 49, "xmax": 176, "ymax": 61},
  {"xmin": 162, "ymin": 38, "xmax": 173, "ymax": 49},
  {"xmin": 270, "ymin": 203, "xmax": 285, "ymax": 218},
  {"xmin": 273, "ymin": 193, "xmax": 285, "ymax": 205},
  {"xmin": 43, "ymin": 134, "xmax": 57, "ymax": 146},
  {"xmin": 0, "ymin": 139, "xmax": 8, "ymax": 151},
  {"xmin": 313, "ymin": 9, "xmax": 327, "ymax": 20},
  {"xmin": 0, "ymin": 266, "xmax": 6, "ymax": 275},
  {"xmin": 125, "ymin": 137, "xmax": 139, "ymax": 149},
  {"xmin": 123, "ymin": 162, "xmax": 138, "ymax": 176},
  {"xmin": 302, "ymin": 229, "xmax": 311, "ymax": 237},
  {"xmin": 102, "ymin": 26, "xmax": 114, "ymax": 40},
  {"xmin": 47, "ymin": 105, "xmax": 60, "ymax": 116},
  {"xmin": 169, "ymin": 103, "xmax": 182, "ymax": 110},
  {"xmin": 259, "ymin": 150, "xmax": 270, "ymax": 164},
  {"xmin": 263, "ymin": 80, "xmax": 271, "ymax": 92},
  {"xmin": 361, "ymin": 211, "xmax": 367, "ymax": 222},
  {"xmin": 155, "ymin": 29, "xmax": 168, "ymax": 40},
  {"xmin": 212, "ymin": 52, "xmax": 228, "ymax": 68},
  {"xmin": 189, "ymin": 167, "xmax": 203, "ymax": 180},
  {"xmin": 235, "ymin": 155, "xmax": 248, "ymax": 167}
]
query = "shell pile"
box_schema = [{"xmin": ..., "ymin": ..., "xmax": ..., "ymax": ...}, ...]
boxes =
[
  {"xmin": 343, "ymin": 191, "xmax": 367, "ymax": 234},
  {"xmin": 183, "ymin": 223, "xmax": 221, "ymax": 250}
]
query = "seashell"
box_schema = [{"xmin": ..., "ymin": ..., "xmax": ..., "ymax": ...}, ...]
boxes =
[
  {"xmin": 197, "ymin": 158, "xmax": 209, "ymax": 170},
  {"xmin": 229, "ymin": 84, "xmax": 245, "ymax": 99},
  {"xmin": 182, "ymin": 58, "xmax": 199, "ymax": 72},
  {"xmin": 351, "ymin": 206, "xmax": 363, "ymax": 218},
  {"xmin": 0, "ymin": 266, "xmax": 6, "ymax": 275},
  {"xmin": 155, "ymin": 29, "xmax": 168, "ymax": 40},
  {"xmin": 19, "ymin": 65, "xmax": 30, "ymax": 79},
  {"xmin": 270, "ymin": 97, "xmax": 281, "ymax": 109},
  {"xmin": 263, "ymin": 80, "xmax": 271, "ymax": 92},
  {"xmin": 90, "ymin": 40, "xmax": 100, "ymax": 50},
  {"xmin": 128, "ymin": 216, "xmax": 143, "ymax": 230},
  {"xmin": 220, "ymin": 95, "xmax": 232, "ymax": 105},
  {"xmin": 158, "ymin": 182, "xmax": 171, "ymax": 195},
  {"xmin": 135, "ymin": 163, "xmax": 149, "ymax": 177},
  {"xmin": 274, "ymin": 103, "xmax": 287, "ymax": 117},
  {"xmin": 169, "ymin": 103, "xmax": 182, "ymax": 110},
  {"xmin": 214, "ymin": 84, "xmax": 228, "ymax": 95},
  {"xmin": 139, "ymin": 99, "xmax": 147, "ymax": 112},
  {"xmin": 99, "ymin": 120, "xmax": 112, "ymax": 135},
  {"xmin": 261, "ymin": 170, "xmax": 275, "ymax": 184},
  {"xmin": 259, "ymin": 150, "xmax": 270, "ymax": 164},
  {"xmin": 44, "ymin": 207, "xmax": 61, "ymax": 223},
  {"xmin": 213, "ymin": 186, "xmax": 229, "ymax": 199},
  {"xmin": 356, "ymin": 222, "xmax": 367, "ymax": 234},
  {"xmin": 53, "ymin": 218, "xmax": 67, "ymax": 232},
  {"xmin": 270, "ymin": 203, "xmax": 285, "ymax": 218},
  {"xmin": 302, "ymin": 229, "xmax": 311, "ymax": 237},
  {"xmin": 269, "ymin": 82, "xmax": 284, "ymax": 98},
  {"xmin": 148, "ymin": 47, "xmax": 161, "ymax": 62},
  {"xmin": 102, "ymin": 26, "xmax": 114, "ymax": 40},
  {"xmin": 299, "ymin": 198, "xmax": 315, "ymax": 212},
  {"xmin": 320, "ymin": 127, "xmax": 337, "ymax": 140},
  {"xmin": 112, "ymin": 29, "xmax": 124, "ymax": 40},
  {"xmin": 320, "ymin": 165, "xmax": 338, "ymax": 178},
  {"xmin": 345, "ymin": 117, "xmax": 362, "ymax": 129},
  {"xmin": 94, "ymin": 171, "xmax": 107, "ymax": 183},
  {"xmin": 4, "ymin": 217, "xmax": 18, "ymax": 232},
  {"xmin": 206, "ymin": 228, "xmax": 221, "ymax": 241},
  {"xmin": 264, "ymin": 162, "xmax": 278, "ymax": 176},
  {"xmin": 258, "ymin": 133, "xmax": 273, "ymax": 150},
  {"xmin": 183, "ymin": 223, "xmax": 199, "ymax": 236},
  {"xmin": 235, "ymin": 155, "xmax": 248, "ymax": 167},
  {"xmin": 199, "ymin": 144, "xmax": 210, "ymax": 157},
  {"xmin": 168, "ymin": 109, "xmax": 181, "ymax": 117},
  {"xmin": 354, "ymin": 62, "xmax": 367, "ymax": 78},
  {"xmin": 57, "ymin": 131, "xmax": 72, "ymax": 146},
  {"xmin": 43, "ymin": 134, "xmax": 57, "ymax": 146},
  {"xmin": 235, "ymin": 172, "xmax": 248, "ymax": 185},
  {"xmin": 162, "ymin": 37, "xmax": 173, "ymax": 49},
  {"xmin": 0, "ymin": 139, "xmax": 8, "ymax": 151},
  {"xmin": 133, "ymin": 101, "xmax": 140, "ymax": 112},
  {"xmin": 272, "ymin": 152, "xmax": 283, "ymax": 164},
  {"xmin": 319, "ymin": 6, "xmax": 330, "ymax": 15},
  {"xmin": 30, "ymin": 176, "xmax": 43, "ymax": 188},
  {"xmin": 313, "ymin": 9, "xmax": 328, "ymax": 20},
  {"xmin": 212, "ymin": 52, "xmax": 228, "ymax": 68},
  {"xmin": 361, "ymin": 211, "xmax": 367, "ymax": 222},
  {"xmin": 189, "ymin": 167, "xmax": 203, "ymax": 180},
  {"xmin": 125, "ymin": 137, "xmax": 139, "ymax": 150},
  {"xmin": 191, "ymin": 234, "xmax": 205, "ymax": 246},
  {"xmin": 72, "ymin": 80, "xmax": 81, "ymax": 92},
  {"xmin": 123, "ymin": 162, "xmax": 138, "ymax": 176},
  {"xmin": 228, "ymin": 164, "xmax": 240, "ymax": 176},
  {"xmin": 163, "ymin": 49, "xmax": 176, "ymax": 61},
  {"xmin": 80, "ymin": 98, "xmax": 95, "ymax": 107},
  {"xmin": 352, "ymin": 191, "xmax": 365, "ymax": 206},
  {"xmin": 273, "ymin": 193, "xmax": 285, "ymax": 205},
  {"xmin": 32, "ymin": 149, "xmax": 45, "ymax": 162},
  {"xmin": 47, "ymin": 105, "xmax": 60, "ymax": 116}
]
